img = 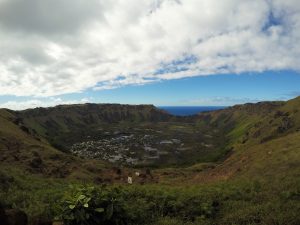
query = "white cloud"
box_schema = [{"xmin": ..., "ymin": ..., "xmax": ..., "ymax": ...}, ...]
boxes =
[
  {"xmin": 0, "ymin": 97, "xmax": 91, "ymax": 110},
  {"xmin": 184, "ymin": 96, "xmax": 264, "ymax": 106},
  {"xmin": 0, "ymin": 0, "xmax": 299, "ymax": 97}
]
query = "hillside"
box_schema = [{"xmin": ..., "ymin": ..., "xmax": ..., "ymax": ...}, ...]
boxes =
[
  {"xmin": 188, "ymin": 97, "xmax": 300, "ymax": 180},
  {"xmin": 15, "ymin": 103, "xmax": 173, "ymax": 136},
  {"xmin": 0, "ymin": 97, "xmax": 300, "ymax": 224},
  {"xmin": 0, "ymin": 108, "xmax": 121, "ymax": 181},
  {"xmin": 196, "ymin": 97, "xmax": 300, "ymax": 147},
  {"xmin": 14, "ymin": 104, "xmax": 173, "ymax": 150},
  {"xmin": 156, "ymin": 97, "xmax": 300, "ymax": 184},
  {"xmin": 12, "ymin": 104, "xmax": 226, "ymax": 166},
  {"xmin": 1, "ymin": 97, "xmax": 300, "ymax": 172},
  {"xmin": 2, "ymin": 97, "xmax": 300, "ymax": 170}
]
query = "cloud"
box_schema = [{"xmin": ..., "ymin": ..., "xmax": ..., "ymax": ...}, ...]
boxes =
[
  {"xmin": 0, "ymin": 0, "xmax": 103, "ymax": 34},
  {"xmin": 183, "ymin": 96, "xmax": 264, "ymax": 106},
  {"xmin": 0, "ymin": 0, "xmax": 299, "ymax": 97},
  {"xmin": 0, "ymin": 97, "xmax": 91, "ymax": 110}
]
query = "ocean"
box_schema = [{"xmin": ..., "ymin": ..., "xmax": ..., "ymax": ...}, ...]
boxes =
[{"xmin": 158, "ymin": 106, "xmax": 226, "ymax": 116}]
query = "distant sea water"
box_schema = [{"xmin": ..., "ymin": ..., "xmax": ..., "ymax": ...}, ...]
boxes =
[{"xmin": 158, "ymin": 106, "xmax": 226, "ymax": 116}]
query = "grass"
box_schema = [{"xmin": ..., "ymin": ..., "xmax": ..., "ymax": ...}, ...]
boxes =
[{"xmin": 1, "ymin": 167, "xmax": 299, "ymax": 225}]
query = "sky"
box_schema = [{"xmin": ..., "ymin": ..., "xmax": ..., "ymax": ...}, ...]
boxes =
[{"xmin": 0, "ymin": 0, "xmax": 300, "ymax": 110}]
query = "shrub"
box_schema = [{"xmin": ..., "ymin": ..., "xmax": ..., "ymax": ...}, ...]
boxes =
[{"xmin": 56, "ymin": 185, "xmax": 127, "ymax": 225}]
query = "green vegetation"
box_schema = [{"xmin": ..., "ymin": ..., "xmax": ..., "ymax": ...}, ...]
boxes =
[
  {"xmin": 1, "ymin": 167, "xmax": 299, "ymax": 225},
  {"xmin": 1, "ymin": 97, "xmax": 300, "ymax": 224},
  {"xmin": 57, "ymin": 185, "xmax": 127, "ymax": 225}
]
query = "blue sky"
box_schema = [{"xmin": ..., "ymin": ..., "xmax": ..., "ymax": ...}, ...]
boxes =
[
  {"xmin": 1, "ymin": 70, "xmax": 299, "ymax": 109},
  {"xmin": 0, "ymin": 0, "xmax": 300, "ymax": 109},
  {"xmin": 83, "ymin": 70, "xmax": 300, "ymax": 106}
]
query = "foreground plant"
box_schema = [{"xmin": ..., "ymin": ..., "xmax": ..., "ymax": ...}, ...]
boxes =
[{"xmin": 56, "ymin": 185, "xmax": 126, "ymax": 225}]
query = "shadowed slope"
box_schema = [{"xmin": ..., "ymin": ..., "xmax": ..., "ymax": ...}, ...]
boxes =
[{"xmin": 0, "ymin": 108, "xmax": 107, "ymax": 180}]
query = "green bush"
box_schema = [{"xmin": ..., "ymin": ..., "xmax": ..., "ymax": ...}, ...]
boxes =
[
  {"xmin": 55, "ymin": 185, "xmax": 219, "ymax": 225},
  {"xmin": 57, "ymin": 185, "xmax": 127, "ymax": 225}
]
